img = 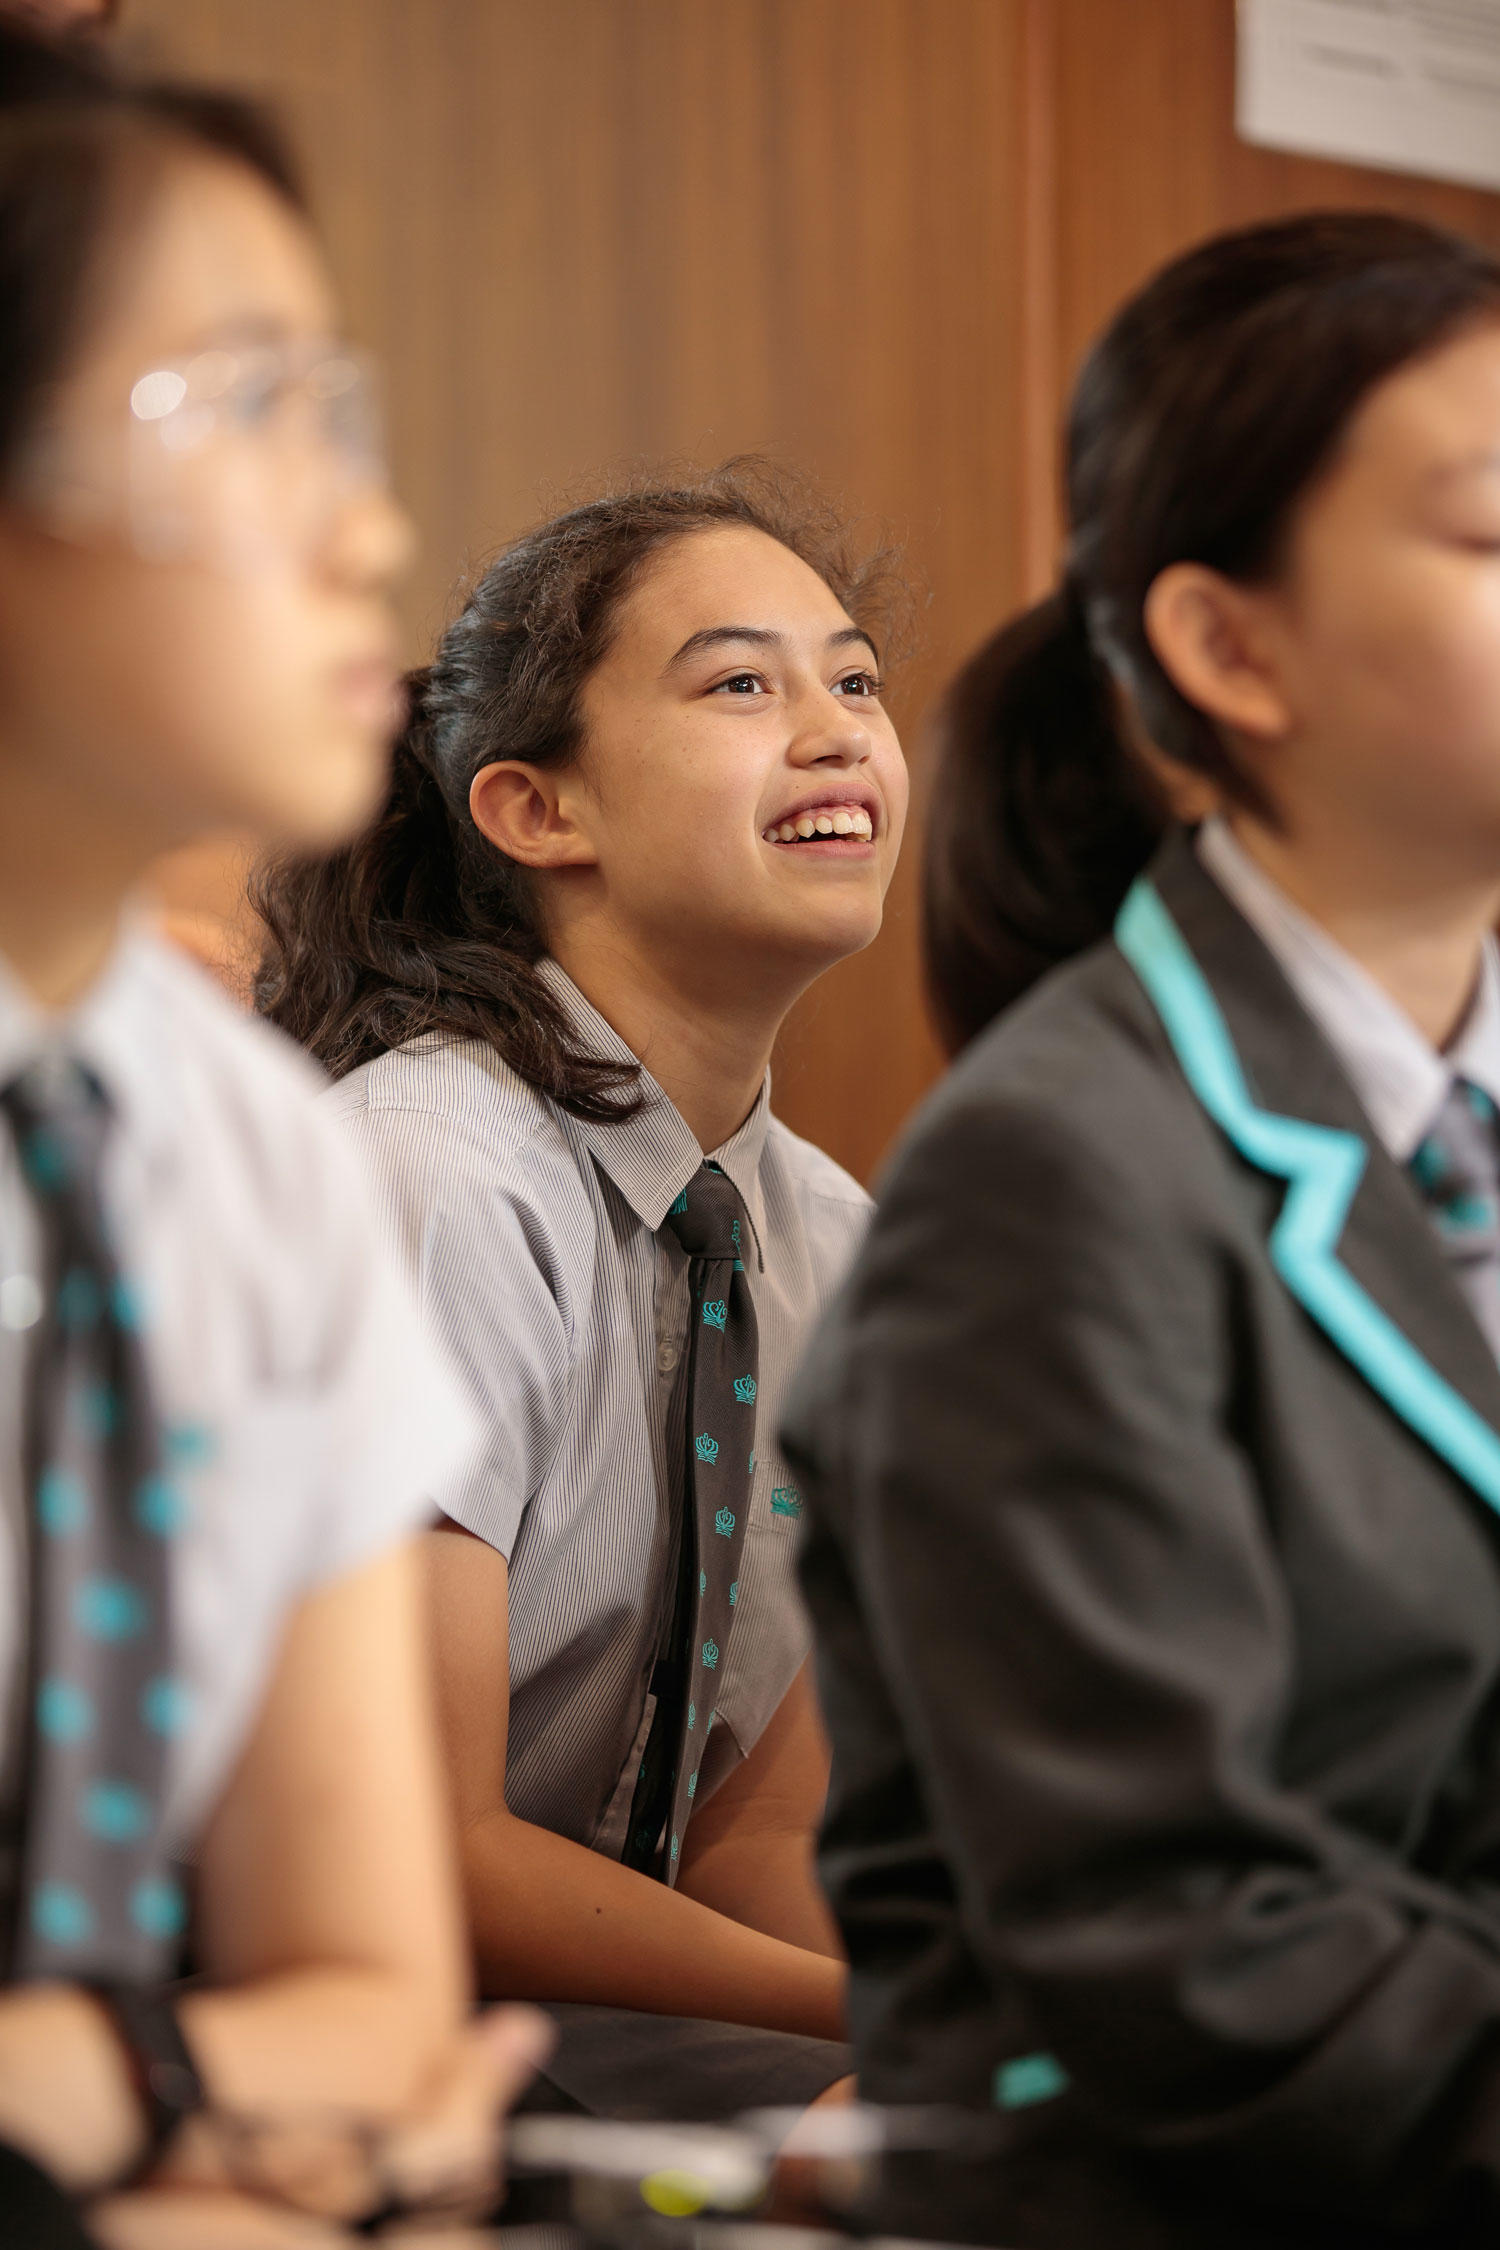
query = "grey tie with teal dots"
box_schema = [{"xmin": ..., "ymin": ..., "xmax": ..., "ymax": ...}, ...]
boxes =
[
  {"xmin": 623, "ymin": 1162, "xmax": 758, "ymax": 1886},
  {"xmin": 2, "ymin": 1058, "xmax": 187, "ymax": 1980},
  {"xmin": 1408, "ymin": 1078, "xmax": 1500, "ymax": 1342}
]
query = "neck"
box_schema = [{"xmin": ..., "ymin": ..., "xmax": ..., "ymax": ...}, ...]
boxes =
[
  {"xmin": 548, "ymin": 926, "xmax": 808, "ymax": 1152},
  {"xmin": 1228, "ymin": 809, "xmax": 1500, "ymax": 1050},
  {"xmin": 0, "ymin": 759, "xmax": 163, "ymax": 1009}
]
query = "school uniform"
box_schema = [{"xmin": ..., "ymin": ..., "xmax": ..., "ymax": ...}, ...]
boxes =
[
  {"xmin": 0, "ymin": 924, "xmax": 474, "ymax": 1973},
  {"xmin": 784, "ymin": 823, "xmax": 1500, "ymax": 2249},
  {"xmin": 331, "ymin": 959, "xmax": 864, "ymax": 2110}
]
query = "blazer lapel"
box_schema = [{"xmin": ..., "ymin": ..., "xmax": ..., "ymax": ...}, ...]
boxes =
[{"xmin": 1117, "ymin": 831, "xmax": 1500, "ymax": 1515}]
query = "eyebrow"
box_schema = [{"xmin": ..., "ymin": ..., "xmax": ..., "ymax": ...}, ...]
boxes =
[{"xmin": 663, "ymin": 623, "xmax": 881, "ymax": 673}]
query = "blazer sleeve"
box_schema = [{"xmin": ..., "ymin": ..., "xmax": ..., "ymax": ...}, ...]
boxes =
[{"xmin": 790, "ymin": 1080, "xmax": 1500, "ymax": 2228}]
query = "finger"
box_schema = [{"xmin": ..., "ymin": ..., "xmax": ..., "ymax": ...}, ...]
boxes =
[{"xmin": 475, "ymin": 2004, "xmax": 554, "ymax": 2112}]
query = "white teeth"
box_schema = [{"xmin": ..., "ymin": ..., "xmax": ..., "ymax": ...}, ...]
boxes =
[{"xmin": 763, "ymin": 804, "xmax": 876, "ymax": 843}]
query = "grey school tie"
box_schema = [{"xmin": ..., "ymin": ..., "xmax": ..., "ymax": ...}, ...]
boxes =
[
  {"xmin": 2, "ymin": 1056, "xmax": 186, "ymax": 1980},
  {"xmin": 1408, "ymin": 1077, "xmax": 1500, "ymax": 1355},
  {"xmin": 623, "ymin": 1162, "xmax": 758, "ymax": 1886}
]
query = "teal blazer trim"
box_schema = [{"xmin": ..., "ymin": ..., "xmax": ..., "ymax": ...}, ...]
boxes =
[{"xmin": 1115, "ymin": 877, "xmax": 1500, "ymax": 1513}]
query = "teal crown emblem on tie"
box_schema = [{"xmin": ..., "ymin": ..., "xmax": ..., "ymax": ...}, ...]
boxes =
[
  {"xmin": 695, "ymin": 1433, "xmax": 718, "ymax": 1463},
  {"xmin": 733, "ymin": 1375, "xmax": 756, "ymax": 1403},
  {"xmin": 714, "ymin": 1507, "xmax": 735, "ymax": 1537},
  {"xmin": 702, "ymin": 1300, "xmax": 727, "ymax": 1332},
  {"xmin": 702, "ymin": 1638, "xmax": 720, "ymax": 1669}
]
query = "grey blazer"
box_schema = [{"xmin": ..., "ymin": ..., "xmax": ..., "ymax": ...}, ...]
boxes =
[{"xmin": 784, "ymin": 831, "xmax": 1500, "ymax": 2250}]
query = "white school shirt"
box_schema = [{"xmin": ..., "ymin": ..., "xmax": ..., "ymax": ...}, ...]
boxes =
[
  {"xmin": 0, "ymin": 924, "xmax": 478, "ymax": 1893},
  {"xmin": 1199, "ymin": 815, "xmax": 1500, "ymax": 1354},
  {"xmin": 329, "ymin": 960, "xmax": 872, "ymax": 1853}
]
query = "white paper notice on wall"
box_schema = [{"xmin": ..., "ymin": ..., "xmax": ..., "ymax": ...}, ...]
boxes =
[{"xmin": 1238, "ymin": 0, "xmax": 1500, "ymax": 192}]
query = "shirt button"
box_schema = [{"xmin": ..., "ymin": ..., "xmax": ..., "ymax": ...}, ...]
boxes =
[{"xmin": 657, "ymin": 1339, "xmax": 680, "ymax": 1374}]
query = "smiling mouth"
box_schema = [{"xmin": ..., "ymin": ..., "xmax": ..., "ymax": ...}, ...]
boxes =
[{"xmin": 761, "ymin": 801, "xmax": 875, "ymax": 846}]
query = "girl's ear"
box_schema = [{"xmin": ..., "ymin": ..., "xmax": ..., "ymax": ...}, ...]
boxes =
[
  {"xmin": 469, "ymin": 762, "xmax": 599, "ymax": 870},
  {"xmin": 1143, "ymin": 563, "xmax": 1293, "ymax": 746}
]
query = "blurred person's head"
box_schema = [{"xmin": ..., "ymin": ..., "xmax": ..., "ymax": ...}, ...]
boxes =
[
  {"xmin": 924, "ymin": 211, "xmax": 1500, "ymax": 1052},
  {"xmin": 254, "ymin": 463, "xmax": 909, "ymax": 1115},
  {"xmin": 0, "ymin": 16, "xmax": 410, "ymax": 917}
]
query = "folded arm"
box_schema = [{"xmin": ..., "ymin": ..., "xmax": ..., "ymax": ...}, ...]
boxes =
[{"xmin": 425, "ymin": 1523, "xmax": 846, "ymax": 2040}]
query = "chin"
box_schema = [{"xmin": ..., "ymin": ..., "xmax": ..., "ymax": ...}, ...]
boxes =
[
  {"xmin": 254, "ymin": 736, "xmax": 391, "ymax": 856},
  {"xmin": 778, "ymin": 905, "xmax": 884, "ymax": 969}
]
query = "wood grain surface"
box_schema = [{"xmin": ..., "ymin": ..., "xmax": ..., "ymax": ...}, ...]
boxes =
[{"xmin": 126, "ymin": 0, "xmax": 1500, "ymax": 1180}]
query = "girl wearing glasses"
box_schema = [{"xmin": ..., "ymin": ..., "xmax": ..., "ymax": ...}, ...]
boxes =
[
  {"xmin": 0, "ymin": 19, "xmax": 544, "ymax": 2244},
  {"xmin": 785, "ymin": 212, "xmax": 1500, "ymax": 2250},
  {"xmin": 255, "ymin": 468, "xmax": 909, "ymax": 2115}
]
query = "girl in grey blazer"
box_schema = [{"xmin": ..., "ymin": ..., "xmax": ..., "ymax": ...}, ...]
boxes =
[{"xmin": 785, "ymin": 212, "xmax": 1500, "ymax": 2250}]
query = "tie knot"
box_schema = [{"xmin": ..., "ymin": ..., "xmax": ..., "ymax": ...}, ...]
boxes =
[
  {"xmin": 1410, "ymin": 1077, "xmax": 1500, "ymax": 1240},
  {"xmin": 663, "ymin": 1163, "xmax": 747, "ymax": 1262},
  {"xmin": 1, "ymin": 1057, "xmax": 109, "ymax": 1199}
]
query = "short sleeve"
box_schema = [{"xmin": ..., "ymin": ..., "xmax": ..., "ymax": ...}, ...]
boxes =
[
  {"xmin": 274, "ymin": 1102, "xmax": 485, "ymax": 1592},
  {"xmin": 333, "ymin": 1097, "xmax": 575, "ymax": 1560}
]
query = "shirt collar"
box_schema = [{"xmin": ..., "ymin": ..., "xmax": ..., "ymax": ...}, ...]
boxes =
[
  {"xmin": 1197, "ymin": 816, "xmax": 1500, "ymax": 1162},
  {"xmin": 0, "ymin": 917, "xmax": 184, "ymax": 1178},
  {"xmin": 536, "ymin": 958, "xmax": 772, "ymax": 1236}
]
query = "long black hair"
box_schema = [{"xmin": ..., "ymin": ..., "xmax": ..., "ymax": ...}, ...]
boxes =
[
  {"xmin": 0, "ymin": 13, "xmax": 302, "ymax": 490},
  {"xmin": 253, "ymin": 459, "xmax": 903, "ymax": 1119},
  {"xmin": 924, "ymin": 211, "xmax": 1500, "ymax": 1054}
]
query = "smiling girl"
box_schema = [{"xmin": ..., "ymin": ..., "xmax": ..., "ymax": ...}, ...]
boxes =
[{"xmin": 255, "ymin": 467, "xmax": 908, "ymax": 2112}]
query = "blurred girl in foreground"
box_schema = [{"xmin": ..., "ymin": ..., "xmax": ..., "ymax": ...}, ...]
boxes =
[
  {"xmin": 786, "ymin": 212, "xmax": 1500, "ymax": 2249},
  {"xmin": 0, "ymin": 19, "xmax": 543, "ymax": 2245}
]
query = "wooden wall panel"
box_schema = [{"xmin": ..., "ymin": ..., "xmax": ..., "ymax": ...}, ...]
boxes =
[
  {"xmin": 126, "ymin": 0, "xmax": 1500, "ymax": 1178},
  {"xmin": 1048, "ymin": 0, "xmax": 1500, "ymax": 410},
  {"xmin": 127, "ymin": 0, "xmax": 1033, "ymax": 1184}
]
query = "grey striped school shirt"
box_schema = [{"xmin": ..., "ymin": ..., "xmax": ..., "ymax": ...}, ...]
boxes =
[{"xmin": 328, "ymin": 962, "xmax": 871, "ymax": 1853}]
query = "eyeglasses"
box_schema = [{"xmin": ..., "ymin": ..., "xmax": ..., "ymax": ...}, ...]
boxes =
[{"xmin": 16, "ymin": 338, "xmax": 390, "ymax": 573}]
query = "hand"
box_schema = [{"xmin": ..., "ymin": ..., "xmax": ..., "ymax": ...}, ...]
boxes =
[
  {"xmin": 88, "ymin": 2188, "xmax": 346, "ymax": 2249},
  {"xmin": 378, "ymin": 2004, "xmax": 554, "ymax": 2219},
  {"xmin": 0, "ymin": 1982, "xmax": 144, "ymax": 2193},
  {"xmin": 91, "ymin": 2006, "xmax": 553, "ymax": 2243}
]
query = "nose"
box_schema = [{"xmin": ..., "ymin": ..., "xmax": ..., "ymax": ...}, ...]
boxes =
[
  {"xmin": 318, "ymin": 477, "xmax": 417, "ymax": 595},
  {"xmin": 788, "ymin": 685, "xmax": 873, "ymax": 771}
]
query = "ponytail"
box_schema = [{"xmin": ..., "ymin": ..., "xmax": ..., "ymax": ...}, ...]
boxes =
[
  {"xmin": 251, "ymin": 668, "xmax": 641, "ymax": 1118},
  {"xmin": 925, "ymin": 213, "xmax": 1500, "ymax": 1054},
  {"xmin": 921, "ymin": 584, "xmax": 1165, "ymax": 1054}
]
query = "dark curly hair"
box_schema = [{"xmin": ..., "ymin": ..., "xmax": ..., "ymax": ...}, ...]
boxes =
[{"xmin": 253, "ymin": 458, "xmax": 905, "ymax": 1119}]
